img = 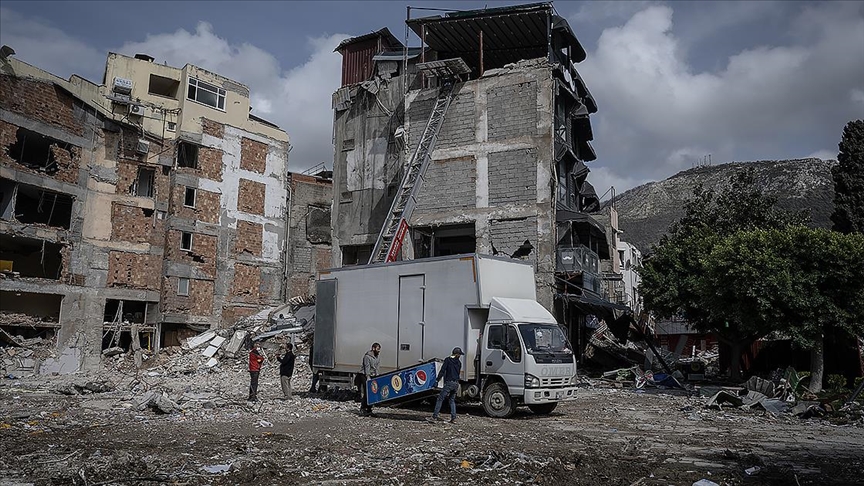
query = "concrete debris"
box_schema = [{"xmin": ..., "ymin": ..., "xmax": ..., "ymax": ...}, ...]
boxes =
[{"xmin": 136, "ymin": 390, "xmax": 178, "ymax": 414}]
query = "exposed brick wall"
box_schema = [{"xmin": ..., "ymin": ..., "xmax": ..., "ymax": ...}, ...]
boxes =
[
  {"xmin": 488, "ymin": 81, "xmax": 537, "ymax": 141},
  {"xmin": 0, "ymin": 76, "xmax": 84, "ymax": 137},
  {"xmin": 231, "ymin": 263, "xmax": 262, "ymax": 303},
  {"xmin": 221, "ymin": 305, "xmax": 257, "ymax": 327},
  {"xmin": 238, "ymin": 178, "xmax": 265, "ymax": 215},
  {"xmin": 0, "ymin": 120, "xmax": 81, "ymax": 185},
  {"xmin": 165, "ymin": 229, "xmax": 217, "ymax": 277},
  {"xmin": 198, "ymin": 147, "xmax": 223, "ymax": 182},
  {"xmin": 490, "ymin": 216, "xmax": 538, "ymax": 263},
  {"xmin": 240, "ymin": 137, "xmax": 267, "ymax": 174},
  {"xmin": 488, "ymin": 149, "xmax": 537, "ymax": 206},
  {"xmin": 111, "ymin": 203, "xmax": 163, "ymax": 245},
  {"xmin": 202, "ymin": 118, "xmax": 225, "ymax": 139},
  {"xmin": 115, "ymin": 161, "xmax": 169, "ymax": 201},
  {"xmin": 107, "ymin": 251, "xmax": 162, "ymax": 290},
  {"xmin": 171, "ymin": 185, "xmax": 220, "ymax": 224},
  {"xmin": 407, "ymin": 92, "xmax": 476, "ymax": 151},
  {"xmin": 234, "ymin": 220, "xmax": 262, "ymax": 256},
  {"xmin": 162, "ymin": 277, "xmax": 214, "ymax": 316},
  {"xmin": 415, "ymin": 156, "xmax": 476, "ymax": 211}
]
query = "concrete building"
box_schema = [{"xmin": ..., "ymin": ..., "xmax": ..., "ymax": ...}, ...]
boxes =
[
  {"xmin": 329, "ymin": 3, "xmax": 628, "ymax": 357},
  {"xmin": 0, "ymin": 50, "xmax": 299, "ymax": 372}
]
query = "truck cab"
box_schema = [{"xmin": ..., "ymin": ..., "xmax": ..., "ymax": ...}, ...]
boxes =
[{"xmin": 474, "ymin": 298, "xmax": 578, "ymax": 417}]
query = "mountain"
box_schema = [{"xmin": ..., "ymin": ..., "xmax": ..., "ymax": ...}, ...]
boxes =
[{"xmin": 606, "ymin": 158, "xmax": 837, "ymax": 254}]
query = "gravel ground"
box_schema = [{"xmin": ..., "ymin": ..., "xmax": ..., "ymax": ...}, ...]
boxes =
[{"xmin": 1, "ymin": 358, "xmax": 863, "ymax": 486}]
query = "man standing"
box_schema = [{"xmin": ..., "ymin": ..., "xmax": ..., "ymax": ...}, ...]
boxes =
[
  {"xmin": 248, "ymin": 342, "xmax": 266, "ymax": 402},
  {"xmin": 428, "ymin": 347, "xmax": 463, "ymax": 424},
  {"xmin": 276, "ymin": 343, "xmax": 296, "ymax": 399},
  {"xmin": 308, "ymin": 338, "xmax": 319, "ymax": 393},
  {"xmin": 359, "ymin": 342, "xmax": 381, "ymax": 416}
]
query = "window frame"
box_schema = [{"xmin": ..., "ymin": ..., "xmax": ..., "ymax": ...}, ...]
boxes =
[
  {"xmin": 187, "ymin": 78, "xmax": 226, "ymax": 111},
  {"xmin": 184, "ymin": 187, "xmax": 197, "ymax": 208},
  {"xmin": 180, "ymin": 231, "xmax": 193, "ymax": 251},
  {"xmin": 177, "ymin": 277, "xmax": 190, "ymax": 296},
  {"xmin": 166, "ymin": 121, "xmax": 177, "ymax": 132}
]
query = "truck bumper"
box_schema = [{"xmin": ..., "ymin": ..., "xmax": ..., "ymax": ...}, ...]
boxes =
[{"xmin": 523, "ymin": 386, "xmax": 578, "ymax": 404}]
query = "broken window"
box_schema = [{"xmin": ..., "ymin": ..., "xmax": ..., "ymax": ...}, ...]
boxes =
[
  {"xmin": 134, "ymin": 167, "xmax": 155, "ymax": 197},
  {"xmin": 177, "ymin": 142, "xmax": 199, "ymax": 168},
  {"xmin": 1, "ymin": 291, "xmax": 62, "ymax": 336},
  {"xmin": 0, "ymin": 234, "xmax": 64, "ymax": 279},
  {"xmin": 412, "ymin": 224, "xmax": 475, "ymax": 258},
  {"xmin": 306, "ymin": 205, "xmax": 331, "ymax": 244},
  {"xmin": 7, "ymin": 127, "xmax": 73, "ymax": 174},
  {"xmin": 180, "ymin": 232, "xmax": 193, "ymax": 251},
  {"xmin": 187, "ymin": 78, "xmax": 226, "ymax": 110},
  {"xmin": 178, "ymin": 277, "xmax": 190, "ymax": 296},
  {"xmin": 13, "ymin": 184, "xmax": 74, "ymax": 229},
  {"xmin": 148, "ymin": 74, "xmax": 180, "ymax": 98},
  {"xmin": 341, "ymin": 245, "xmax": 372, "ymax": 266},
  {"xmin": 184, "ymin": 187, "xmax": 196, "ymax": 207}
]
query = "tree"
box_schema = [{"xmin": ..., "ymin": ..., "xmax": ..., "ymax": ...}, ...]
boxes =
[
  {"xmin": 639, "ymin": 168, "xmax": 808, "ymax": 379},
  {"xmin": 701, "ymin": 227, "xmax": 864, "ymax": 392},
  {"xmin": 831, "ymin": 120, "xmax": 864, "ymax": 234}
]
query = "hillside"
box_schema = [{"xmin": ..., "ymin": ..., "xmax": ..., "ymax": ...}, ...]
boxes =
[{"xmin": 607, "ymin": 158, "xmax": 837, "ymax": 254}]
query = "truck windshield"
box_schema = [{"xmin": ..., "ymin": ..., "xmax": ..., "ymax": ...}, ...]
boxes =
[{"xmin": 518, "ymin": 323, "xmax": 572, "ymax": 355}]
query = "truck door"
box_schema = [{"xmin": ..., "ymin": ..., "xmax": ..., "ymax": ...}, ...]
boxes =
[
  {"xmin": 397, "ymin": 275, "xmax": 425, "ymax": 368},
  {"xmin": 483, "ymin": 324, "xmax": 524, "ymax": 391}
]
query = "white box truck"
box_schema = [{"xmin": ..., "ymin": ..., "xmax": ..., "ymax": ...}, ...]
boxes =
[{"xmin": 311, "ymin": 254, "xmax": 578, "ymax": 417}]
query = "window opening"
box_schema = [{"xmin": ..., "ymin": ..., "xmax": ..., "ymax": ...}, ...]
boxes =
[
  {"xmin": 7, "ymin": 127, "xmax": 72, "ymax": 174},
  {"xmin": 187, "ymin": 78, "xmax": 226, "ymax": 110},
  {"xmin": 341, "ymin": 245, "xmax": 372, "ymax": 266},
  {"xmin": 135, "ymin": 167, "xmax": 155, "ymax": 197},
  {"xmin": 184, "ymin": 187, "xmax": 196, "ymax": 207},
  {"xmin": 177, "ymin": 142, "xmax": 199, "ymax": 168},
  {"xmin": 148, "ymin": 74, "xmax": 180, "ymax": 98},
  {"xmin": 505, "ymin": 325, "xmax": 522, "ymax": 362},
  {"xmin": 13, "ymin": 184, "xmax": 73, "ymax": 229},
  {"xmin": 180, "ymin": 232, "xmax": 193, "ymax": 251},
  {"xmin": 178, "ymin": 277, "xmax": 190, "ymax": 296},
  {"xmin": 166, "ymin": 121, "xmax": 177, "ymax": 132},
  {"xmin": 487, "ymin": 324, "xmax": 504, "ymax": 349}
]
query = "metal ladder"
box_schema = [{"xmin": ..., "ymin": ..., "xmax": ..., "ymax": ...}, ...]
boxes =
[{"xmin": 368, "ymin": 80, "xmax": 457, "ymax": 264}]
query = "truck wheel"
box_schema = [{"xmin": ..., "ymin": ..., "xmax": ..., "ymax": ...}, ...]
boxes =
[
  {"xmin": 482, "ymin": 382, "xmax": 515, "ymax": 418},
  {"xmin": 528, "ymin": 403, "xmax": 558, "ymax": 415}
]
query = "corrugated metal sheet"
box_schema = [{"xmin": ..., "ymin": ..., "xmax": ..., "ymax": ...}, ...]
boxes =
[{"xmin": 341, "ymin": 38, "xmax": 379, "ymax": 86}]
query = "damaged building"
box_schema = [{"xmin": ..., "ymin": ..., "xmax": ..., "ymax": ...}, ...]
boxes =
[
  {"xmin": 0, "ymin": 51, "xmax": 326, "ymax": 373},
  {"xmin": 329, "ymin": 3, "xmax": 632, "ymax": 358}
]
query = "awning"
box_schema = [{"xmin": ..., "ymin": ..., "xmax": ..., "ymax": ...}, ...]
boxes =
[{"xmin": 560, "ymin": 293, "xmax": 634, "ymax": 341}]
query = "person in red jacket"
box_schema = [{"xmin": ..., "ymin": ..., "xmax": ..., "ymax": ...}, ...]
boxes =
[{"xmin": 248, "ymin": 342, "xmax": 266, "ymax": 402}]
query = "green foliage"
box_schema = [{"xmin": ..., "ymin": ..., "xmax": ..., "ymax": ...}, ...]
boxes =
[
  {"xmin": 639, "ymin": 167, "xmax": 807, "ymax": 342},
  {"xmin": 831, "ymin": 119, "xmax": 864, "ymax": 234},
  {"xmin": 827, "ymin": 374, "xmax": 847, "ymax": 390}
]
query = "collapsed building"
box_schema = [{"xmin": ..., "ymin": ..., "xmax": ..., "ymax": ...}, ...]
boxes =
[
  {"xmin": 329, "ymin": 2, "xmax": 635, "ymax": 358},
  {"xmin": 0, "ymin": 51, "xmax": 331, "ymax": 373}
]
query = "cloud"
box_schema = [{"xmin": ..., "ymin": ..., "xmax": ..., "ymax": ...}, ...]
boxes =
[
  {"xmin": 575, "ymin": 2, "xmax": 864, "ymax": 193},
  {"xmin": 0, "ymin": 7, "xmax": 104, "ymax": 81},
  {"xmin": 117, "ymin": 23, "xmax": 348, "ymax": 171}
]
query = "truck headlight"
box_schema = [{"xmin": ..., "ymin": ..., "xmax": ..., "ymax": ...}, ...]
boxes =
[
  {"xmin": 524, "ymin": 374, "xmax": 541, "ymax": 388},
  {"xmin": 569, "ymin": 374, "xmax": 578, "ymax": 385}
]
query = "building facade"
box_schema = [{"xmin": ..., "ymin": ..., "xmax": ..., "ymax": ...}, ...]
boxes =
[
  {"xmin": 330, "ymin": 3, "xmax": 627, "ymax": 356},
  {"xmin": 0, "ymin": 51, "xmax": 292, "ymax": 371}
]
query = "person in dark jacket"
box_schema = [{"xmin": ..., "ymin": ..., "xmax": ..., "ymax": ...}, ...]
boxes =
[
  {"xmin": 428, "ymin": 347, "xmax": 463, "ymax": 423},
  {"xmin": 308, "ymin": 338, "xmax": 320, "ymax": 393},
  {"xmin": 358, "ymin": 342, "xmax": 381, "ymax": 416},
  {"xmin": 248, "ymin": 342, "xmax": 266, "ymax": 402},
  {"xmin": 276, "ymin": 343, "xmax": 296, "ymax": 399}
]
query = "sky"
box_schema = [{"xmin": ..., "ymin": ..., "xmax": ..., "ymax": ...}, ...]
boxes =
[{"xmin": 1, "ymin": 0, "xmax": 862, "ymax": 195}]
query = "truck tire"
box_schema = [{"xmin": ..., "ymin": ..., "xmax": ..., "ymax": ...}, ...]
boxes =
[
  {"xmin": 528, "ymin": 403, "xmax": 558, "ymax": 415},
  {"xmin": 482, "ymin": 382, "xmax": 515, "ymax": 418}
]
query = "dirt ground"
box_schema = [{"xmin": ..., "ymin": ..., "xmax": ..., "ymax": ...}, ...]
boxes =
[{"xmin": 2, "ymin": 370, "xmax": 863, "ymax": 486}]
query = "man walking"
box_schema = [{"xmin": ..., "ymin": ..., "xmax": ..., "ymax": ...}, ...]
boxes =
[
  {"xmin": 276, "ymin": 343, "xmax": 296, "ymax": 399},
  {"xmin": 359, "ymin": 342, "xmax": 381, "ymax": 416},
  {"xmin": 428, "ymin": 347, "xmax": 463, "ymax": 423},
  {"xmin": 248, "ymin": 342, "xmax": 266, "ymax": 402}
]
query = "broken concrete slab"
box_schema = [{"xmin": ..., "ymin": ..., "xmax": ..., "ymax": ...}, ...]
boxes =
[
  {"xmin": 223, "ymin": 330, "xmax": 247, "ymax": 358},
  {"xmin": 39, "ymin": 346, "xmax": 82, "ymax": 375},
  {"xmin": 185, "ymin": 331, "xmax": 217, "ymax": 350}
]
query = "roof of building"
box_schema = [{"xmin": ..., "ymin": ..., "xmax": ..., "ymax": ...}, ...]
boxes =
[
  {"xmin": 334, "ymin": 28, "xmax": 403, "ymax": 53},
  {"xmin": 406, "ymin": 2, "xmax": 586, "ymax": 69}
]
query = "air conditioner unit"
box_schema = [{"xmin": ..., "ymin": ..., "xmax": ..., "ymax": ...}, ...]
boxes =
[
  {"xmin": 113, "ymin": 77, "xmax": 133, "ymax": 94},
  {"xmin": 136, "ymin": 140, "xmax": 150, "ymax": 155},
  {"xmin": 128, "ymin": 104, "xmax": 146, "ymax": 117}
]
